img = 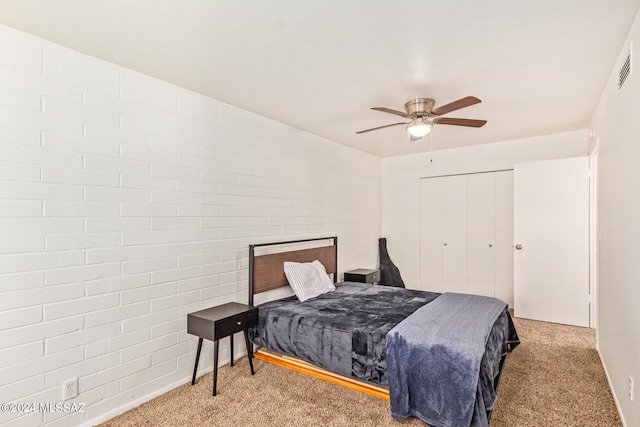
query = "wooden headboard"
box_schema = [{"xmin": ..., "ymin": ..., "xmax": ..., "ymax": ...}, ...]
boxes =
[{"xmin": 248, "ymin": 237, "xmax": 337, "ymax": 305}]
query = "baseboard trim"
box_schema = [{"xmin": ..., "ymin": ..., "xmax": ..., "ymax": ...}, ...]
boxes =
[
  {"xmin": 79, "ymin": 348, "xmax": 247, "ymax": 427},
  {"xmin": 77, "ymin": 375, "xmax": 194, "ymax": 427},
  {"xmin": 598, "ymin": 349, "xmax": 628, "ymax": 427}
]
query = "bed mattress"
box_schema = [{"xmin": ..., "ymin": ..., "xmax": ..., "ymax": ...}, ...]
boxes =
[{"xmin": 249, "ymin": 281, "xmax": 439, "ymax": 385}]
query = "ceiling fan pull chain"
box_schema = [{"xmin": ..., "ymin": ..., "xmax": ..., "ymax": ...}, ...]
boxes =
[{"xmin": 429, "ymin": 126, "xmax": 434, "ymax": 162}]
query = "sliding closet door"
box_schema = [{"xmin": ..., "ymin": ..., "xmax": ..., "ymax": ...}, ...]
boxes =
[
  {"xmin": 441, "ymin": 175, "xmax": 468, "ymax": 294},
  {"xmin": 420, "ymin": 170, "xmax": 515, "ymax": 305},
  {"xmin": 467, "ymin": 173, "xmax": 495, "ymax": 297},
  {"xmin": 420, "ymin": 178, "xmax": 443, "ymax": 293}
]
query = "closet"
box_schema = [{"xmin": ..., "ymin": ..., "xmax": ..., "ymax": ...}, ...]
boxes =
[{"xmin": 419, "ymin": 170, "xmax": 514, "ymax": 306}]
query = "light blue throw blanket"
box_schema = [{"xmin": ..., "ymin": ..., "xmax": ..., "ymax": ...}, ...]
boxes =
[{"xmin": 386, "ymin": 292, "xmax": 508, "ymax": 427}]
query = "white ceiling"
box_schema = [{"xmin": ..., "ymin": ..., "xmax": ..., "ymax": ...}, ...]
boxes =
[{"xmin": 1, "ymin": 0, "xmax": 639, "ymax": 157}]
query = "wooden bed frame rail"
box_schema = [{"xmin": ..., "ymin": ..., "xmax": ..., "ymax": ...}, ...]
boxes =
[{"xmin": 253, "ymin": 348, "xmax": 390, "ymax": 400}]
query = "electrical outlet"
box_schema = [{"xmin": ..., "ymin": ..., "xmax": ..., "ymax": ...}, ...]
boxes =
[
  {"xmin": 63, "ymin": 378, "xmax": 78, "ymax": 401},
  {"xmin": 629, "ymin": 376, "xmax": 634, "ymax": 401}
]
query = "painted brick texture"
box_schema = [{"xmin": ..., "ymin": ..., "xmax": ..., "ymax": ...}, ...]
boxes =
[{"xmin": 0, "ymin": 25, "xmax": 381, "ymax": 427}]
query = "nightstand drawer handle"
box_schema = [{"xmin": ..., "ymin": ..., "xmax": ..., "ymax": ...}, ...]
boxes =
[{"xmin": 237, "ymin": 321, "xmax": 242, "ymax": 326}]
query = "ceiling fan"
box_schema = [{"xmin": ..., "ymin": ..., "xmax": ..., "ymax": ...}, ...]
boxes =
[{"xmin": 356, "ymin": 96, "xmax": 487, "ymax": 142}]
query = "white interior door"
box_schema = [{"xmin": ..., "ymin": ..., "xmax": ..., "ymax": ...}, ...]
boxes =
[
  {"xmin": 467, "ymin": 173, "xmax": 495, "ymax": 297},
  {"xmin": 420, "ymin": 177, "xmax": 443, "ymax": 293},
  {"xmin": 442, "ymin": 175, "xmax": 468, "ymax": 294},
  {"xmin": 514, "ymin": 157, "xmax": 589, "ymax": 327}
]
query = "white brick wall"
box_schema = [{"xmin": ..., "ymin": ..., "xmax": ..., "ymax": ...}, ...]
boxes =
[{"xmin": 0, "ymin": 25, "xmax": 381, "ymax": 427}]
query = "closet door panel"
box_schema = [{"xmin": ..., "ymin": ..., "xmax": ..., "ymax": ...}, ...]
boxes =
[
  {"xmin": 442, "ymin": 175, "xmax": 468, "ymax": 294},
  {"xmin": 467, "ymin": 173, "xmax": 495, "ymax": 297},
  {"xmin": 420, "ymin": 178, "xmax": 444, "ymax": 292},
  {"xmin": 494, "ymin": 170, "xmax": 514, "ymax": 306}
]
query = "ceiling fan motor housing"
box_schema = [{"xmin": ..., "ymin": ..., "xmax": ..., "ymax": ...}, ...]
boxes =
[{"xmin": 405, "ymin": 98, "xmax": 435, "ymax": 115}]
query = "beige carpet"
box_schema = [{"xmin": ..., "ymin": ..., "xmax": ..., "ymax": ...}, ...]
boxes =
[{"xmin": 98, "ymin": 317, "xmax": 621, "ymax": 427}]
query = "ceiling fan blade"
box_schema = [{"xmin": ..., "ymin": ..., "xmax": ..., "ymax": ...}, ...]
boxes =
[
  {"xmin": 355, "ymin": 121, "xmax": 409, "ymax": 134},
  {"xmin": 371, "ymin": 107, "xmax": 411, "ymax": 118},
  {"xmin": 436, "ymin": 117, "xmax": 487, "ymax": 127},
  {"xmin": 431, "ymin": 96, "xmax": 481, "ymax": 116}
]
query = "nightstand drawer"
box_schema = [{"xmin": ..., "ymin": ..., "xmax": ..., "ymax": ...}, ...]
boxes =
[
  {"xmin": 344, "ymin": 269, "xmax": 380, "ymax": 284},
  {"xmin": 187, "ymin": 303, "xmax": 258, "ymax": 342},
  {"xmin": 214, "ymin": 309, "xmax": 258, "ymax": 339}
]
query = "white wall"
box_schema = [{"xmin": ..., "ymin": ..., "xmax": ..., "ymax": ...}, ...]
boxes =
[
  {"xmin": 590, "ymin": 9, "xmax": 640, "ymax": 427},
  {"xmin": 381, "ymin": 130, "xmax": 588, "ymax": 290},
  {"xmin": 0, "ymin": 25, "xmax": 381, "ymax": 427}
]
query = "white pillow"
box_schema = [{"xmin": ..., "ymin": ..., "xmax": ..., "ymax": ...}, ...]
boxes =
[{"xmin": 284, "ymin": 260, "xmax": 335, "ymax": 302}]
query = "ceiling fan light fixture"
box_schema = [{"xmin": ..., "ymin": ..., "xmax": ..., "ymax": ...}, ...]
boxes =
[{"xmin": 406, "ymin": 121, "xmax": 432, "ymax": 138}]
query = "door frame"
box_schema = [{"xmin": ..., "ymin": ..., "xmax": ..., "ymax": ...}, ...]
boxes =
[{"xmin": 589, "ymin": 145, "xmax": 599, "ymax": 329}]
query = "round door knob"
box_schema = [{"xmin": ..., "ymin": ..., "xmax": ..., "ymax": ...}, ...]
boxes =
[{"xmin": 515, "ymin": 244, "xmax": 523, "ymax": 250}]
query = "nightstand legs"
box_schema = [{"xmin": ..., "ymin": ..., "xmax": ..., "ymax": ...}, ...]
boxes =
[
  {"xmin": 191, "ymin": 337, "xmax": 203, "ymax": 386},
  {"xmin": 190, "ymin": 332, "xmax": 254, "ymax": 396},
  {"xmin": 244, "ymin": 329, "xmax": 255, "ymax": 375},
  {"xmin": 213, "ymin": 340, "xmax": 219, "ymax": 396}
]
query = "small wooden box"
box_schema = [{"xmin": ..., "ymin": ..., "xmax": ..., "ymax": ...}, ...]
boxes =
[{"xmin": 344, "ymin": 268, "xmax": 380, "ymax": 284}]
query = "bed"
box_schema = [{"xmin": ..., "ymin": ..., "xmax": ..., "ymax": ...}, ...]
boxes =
[{"xmin": 247, "ymin": 237, "xmax": 519, "ymax": 427}]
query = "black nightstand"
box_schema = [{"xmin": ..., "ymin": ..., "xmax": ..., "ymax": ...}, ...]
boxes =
[
  {"xmin": 187, "ymin": 302, "xmax": 258, "ymax": 396},
  {"xmin": 344, "ymin": 268, "xmax": 380, "ymax": 284}
]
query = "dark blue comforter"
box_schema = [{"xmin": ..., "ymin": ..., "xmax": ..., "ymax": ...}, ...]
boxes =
[
  {"xmin": 387, "ymin": 292, "xmax": 519, "ymax": 427},
  {"xmin": 249, "ymin": 282, "xmax": 438, "ymax": 384},
  {"xmin": 249, "ymin": 282, "xmax": 519, "ymax": 425}
]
